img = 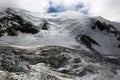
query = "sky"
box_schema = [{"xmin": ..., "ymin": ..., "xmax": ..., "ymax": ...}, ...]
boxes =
[{"xmin": 0, "ymin": 0, "xmax": 120, "ymax": 22}]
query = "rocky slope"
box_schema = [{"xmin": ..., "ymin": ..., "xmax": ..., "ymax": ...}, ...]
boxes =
[
  {"xmin": 0, "ymin": 8, "xmax": 120, "ymax": 80},
  {"xmin": 0, "ymin": 46, "xmax": 120, "ymax": 80}
]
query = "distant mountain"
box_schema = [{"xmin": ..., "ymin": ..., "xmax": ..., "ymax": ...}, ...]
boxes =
[{"xmin": 0, "ymin": 8, "xmax": 120, "ymax": 80}]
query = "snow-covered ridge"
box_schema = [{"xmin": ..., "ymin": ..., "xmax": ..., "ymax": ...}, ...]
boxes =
[{"xmin": 0, "ymin": 8, "xmax": 120, "ymax": 55}]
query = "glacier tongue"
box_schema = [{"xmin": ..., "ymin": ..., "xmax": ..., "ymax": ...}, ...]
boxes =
[{"xmin": 0, "ymin": 46, "xmax": 120, "ymax": 80}]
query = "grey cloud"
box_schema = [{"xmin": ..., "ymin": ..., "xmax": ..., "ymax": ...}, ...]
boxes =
[{"xmin": 0, "ymin": 0, "xmax": 19, "ymax": 11}]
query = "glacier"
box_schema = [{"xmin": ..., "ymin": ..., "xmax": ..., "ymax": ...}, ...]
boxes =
[{"xmin": 0, "ymin": 8, "xmax": 119, "ymax": 80}]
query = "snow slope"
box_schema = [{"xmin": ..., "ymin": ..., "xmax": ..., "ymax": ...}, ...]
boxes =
[{"xmin": 0, "ymin": 8, "xmax": 120, "ymax": 55}]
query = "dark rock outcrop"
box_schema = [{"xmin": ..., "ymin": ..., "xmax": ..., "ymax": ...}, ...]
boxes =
[
  {"xmin": 0, "ymin": 8, "xmax": 39, "ymax": 36},
  {"xmin": 92, "ymin": 20, "xmax": 120, "ymax": 36},
  {"xmin": 92, "ymin": 20, "xmax": 107, "ymax": 31},
  {"xmin": 80, "ymin": 35, "xmax": 101, "ymax": 49},
  {"xmin": 92, "ymin": 20, "xmax": 120, "ymax": 48},
  {"xmin": 118, "ymin": 45, "xmax": 120, "ymax": 48},
  {"xmin": 41, "ymin": 22, "xmax": 49, "ymax": 30}
]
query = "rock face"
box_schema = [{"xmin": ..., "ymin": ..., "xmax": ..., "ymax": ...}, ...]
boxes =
[
  {"xmin": 80, "ymin": 34, "xmax": 101, "ymax": 49},
  {"xmin": 0, "ymin": 8, "xmax": 39, "ymax": 36},
  {"xmin": 0, "ymin": 46, "xmax": 120, "ymax": 80},
  {"xmin": 91, "ymin": 20, "xmax": 120, "ymax": 48},
  {"xmin": 41, "ymin": 22, "xmax": 49, "ymax": 30},
  {"xmin": 92, "ymin": 20, "xmax": 119, "ymax": 36},
  {"xmin": 92, "ymin": 20, "xmax": 107, "ymax": 31}
]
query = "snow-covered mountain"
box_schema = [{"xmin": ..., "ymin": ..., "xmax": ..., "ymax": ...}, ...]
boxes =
[
  {"xmin": 0, "ymin": 8, "xmax": 120, "ymax": 55},
  {"xmin": 0, "ymin": 8, "xmax": 120, "ymax": 80}
]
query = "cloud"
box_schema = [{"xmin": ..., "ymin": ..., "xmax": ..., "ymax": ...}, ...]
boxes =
[
  {"xmin": 86, "ymin": 0, "xmax": 120, "ymax": 22},
  {"xmin": 47, "ymin": 0, "xmax": 88, "ymax": 13},
  {"xmin": 19, "ymin": 0, "xmax": 50, "ymax": 13},
  {"xmin": 0, "ymin": 0, "xmax": 19, "ymax": 10},
  {"xmin": 0, "ymin": 0, "xmax": 120, "ymax": 22},
  {"xmin": 0, "ymin": 0, "xmax": 87, "ymax": 13}
]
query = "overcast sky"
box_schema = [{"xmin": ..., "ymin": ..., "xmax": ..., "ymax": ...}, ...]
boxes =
[{"xmin": 0, "ymin": 0, "xmax": 120, "ymax": 22}]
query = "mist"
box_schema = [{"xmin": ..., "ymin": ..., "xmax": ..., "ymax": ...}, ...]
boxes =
[{"xmin": 0, "ymin": 0, "xmax": 20, "ymax": 11}]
